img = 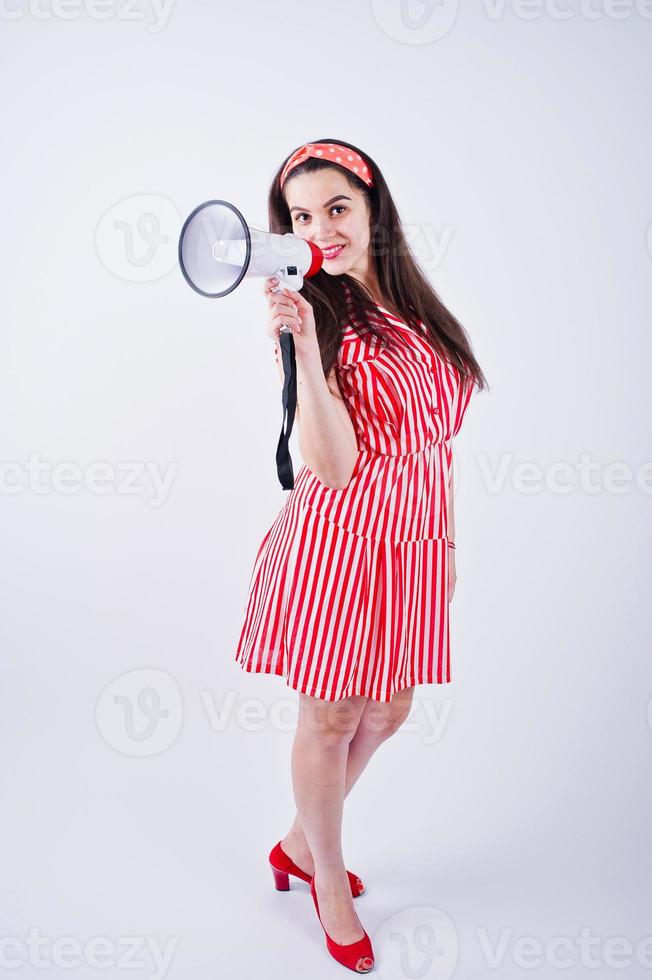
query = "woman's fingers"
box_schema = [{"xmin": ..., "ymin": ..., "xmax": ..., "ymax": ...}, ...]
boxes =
[
  {"xmin": 268, "ymin": 313, "xmax": 301, "ymax": 339},
  {"xmin": 263, "ymin": 278, "xmax": 303, "ymax": 316},
  {"xmin": 263, "ymin": 279, "xmax": 296, "ymax": 308},
  {"xmin": 272, "ymin": 309, "xmax": 300, "ymax": 327},
  {"xmin": 269, "ymin": 290, "xmax": 300, "ymax": 322},
  {"xmin": 271, "ymin": 298, "xmax": 298, "ymax": 318},
  {"xmin": 264, "ymin": 277, "xmax": 303, "ymax": 340},
  {"xmin": 262, "ymin": 276, "xmax": 281, "ymax": 297}
]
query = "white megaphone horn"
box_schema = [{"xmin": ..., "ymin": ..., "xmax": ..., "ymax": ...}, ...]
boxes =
[
  {"xmin": 178, "ymin": 198, "xmax": 323, "ymax": 300},
  {"xmin": 177, "ymin": 199, "xmax": 324, "ymax": 491}
]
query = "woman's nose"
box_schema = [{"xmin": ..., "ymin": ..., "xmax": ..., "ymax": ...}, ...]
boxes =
[{"xmin": 311, "ymin": 216, "xmax": 335, "ymax": 240}]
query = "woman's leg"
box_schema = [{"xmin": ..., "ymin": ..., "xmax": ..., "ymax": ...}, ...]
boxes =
[
  {"xmin": 345, "ymin": 683, "xmax": 415, "ymax": 784},
  {"xmin": 281, "ymin": 686, "xmax": 415, "ymax": 879},
  {"xmin": 289, "ymin": 692, "xmax": 370, "ymax": 944}
]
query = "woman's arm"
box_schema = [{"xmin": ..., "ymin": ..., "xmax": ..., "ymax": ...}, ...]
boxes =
[
  {"xmin": 273, "ymin": 338, "xmax": 358, "ymax": 490},
  {"xmin": 448, "ymin": 466, "xmax": 455, "ymax": 543},
  {"xmin": 448, "ymin": 465, "xmax": 457, "ymax": 601}
]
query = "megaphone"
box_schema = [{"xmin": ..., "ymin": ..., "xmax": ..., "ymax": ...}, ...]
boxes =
[{"xmin": 178, "ymin": 199, "xmax": 323, "ymax": 491}]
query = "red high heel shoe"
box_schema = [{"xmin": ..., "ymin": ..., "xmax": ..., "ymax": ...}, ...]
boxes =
[
  {"xmin": 269, "ymin": 840, "xmax": 365, "ymax": 897},
  {"xmin": 310, "ymin": 874, "xmax": 374, "ymax": 973}
]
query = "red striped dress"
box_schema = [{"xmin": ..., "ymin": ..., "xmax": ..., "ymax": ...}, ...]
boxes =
[{"xmin": 234, "ymin": 305, "xmax": 477, "ymax": 702}]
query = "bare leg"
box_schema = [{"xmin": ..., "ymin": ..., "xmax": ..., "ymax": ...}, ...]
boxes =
[
  {"xmin": 289, "ymin": 692, "xmax": 369, "ymax": 944},
  {"xmin": 282, "ymin": 686, "xmax": 415, "ymax": 881}
]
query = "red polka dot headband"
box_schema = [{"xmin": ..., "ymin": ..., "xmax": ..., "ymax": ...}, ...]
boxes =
[{"xmin": 279, "ymin": 142, "xmax": 374, "ymax": 190}]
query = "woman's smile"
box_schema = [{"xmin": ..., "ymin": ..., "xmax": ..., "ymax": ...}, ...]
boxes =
[{"xmin": 320, "ymin": 243, "xmax": 347, "ymax": 260}]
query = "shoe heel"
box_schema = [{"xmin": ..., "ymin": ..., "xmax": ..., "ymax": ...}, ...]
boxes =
[{"xmin": 271, "ymin": 865, "xmax": 290, "ymax": 891}]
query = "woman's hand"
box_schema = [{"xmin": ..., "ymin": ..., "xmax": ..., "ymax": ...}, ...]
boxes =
[
  {"xmin": 262, "ymin": 277, "xmax": 318, "ymax": 357},
  {"xmin": 447, "ymin": 548, "xmax": 456, "ymax": 603}
]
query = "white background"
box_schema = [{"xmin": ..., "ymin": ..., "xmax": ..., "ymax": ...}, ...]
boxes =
[{"xmin": 2, "ymin": 1, "xmax": 651, "ymax": 977}]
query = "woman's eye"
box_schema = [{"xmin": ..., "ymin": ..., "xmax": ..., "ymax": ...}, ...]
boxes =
[{"xmin": 295, "ymin": 206, "xmax": 347, "ymax": 224}]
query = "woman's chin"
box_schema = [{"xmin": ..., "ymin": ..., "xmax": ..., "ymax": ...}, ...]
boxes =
[{"xmin": 323, "ymin": 263, "xmax": 352, "ymax": 277}]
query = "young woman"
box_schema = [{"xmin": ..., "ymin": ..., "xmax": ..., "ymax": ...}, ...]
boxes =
[{"xmin": 234, "ymin": 139, "xmax": 487, "ymax": 973}]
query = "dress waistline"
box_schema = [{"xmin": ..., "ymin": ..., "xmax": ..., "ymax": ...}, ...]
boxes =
[{"xmin": 362, "ymin": 444, "xmax": 439, "ymax": 457}]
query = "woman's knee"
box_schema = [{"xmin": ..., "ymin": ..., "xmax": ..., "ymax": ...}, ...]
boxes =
[
  {"xmin": 354, "ymin": 687, "xmax": 415, "ymax": 742},
  {"xmin": 297, "ymin": 693, "xmax": 369, "ymax": 744}
]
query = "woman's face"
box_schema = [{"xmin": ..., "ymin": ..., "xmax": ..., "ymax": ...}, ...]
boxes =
[{"xmin": 284, "ymin": 168, "xmax": 373, "ymax": 283}]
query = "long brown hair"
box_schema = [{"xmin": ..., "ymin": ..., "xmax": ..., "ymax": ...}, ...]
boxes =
[{"xmin": 269, "ymin": 138, "xmax": 488, "ymax": 395}]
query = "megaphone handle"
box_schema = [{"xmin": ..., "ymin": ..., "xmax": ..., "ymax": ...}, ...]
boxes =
[
  {"xmin": 275, "ymin": 327, "xmax": 297, "ymax": 490},
  {"xmin": 271, "ymin": 283, "xmax": 292, "ymax": 332}
]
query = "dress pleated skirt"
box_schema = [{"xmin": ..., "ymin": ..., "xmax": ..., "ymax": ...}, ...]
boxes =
[{"xmin": 235, "ymin": 494, "xmax": 451, "ymax": 702}]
